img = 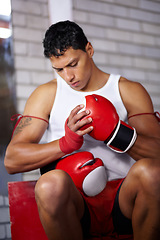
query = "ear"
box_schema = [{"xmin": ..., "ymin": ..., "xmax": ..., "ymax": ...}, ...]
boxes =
[{"xmin": 85, "ymin": 42, "xmax": 94, "ymax": 58}]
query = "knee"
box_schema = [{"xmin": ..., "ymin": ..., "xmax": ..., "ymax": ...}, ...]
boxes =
[
  {"xmin": 35, "ymin": 170, "xmax": 72, "ymax": 214},
  {"xmin": 132, "ymin": 158, "xmax": 160, "ymax": 198}
]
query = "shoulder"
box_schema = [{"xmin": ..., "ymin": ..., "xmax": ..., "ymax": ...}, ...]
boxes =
[
  {"xmin": 24, "ymin": 79, "xmax": 57, "ymax": 120},
  {"xmin": 119, "ymin": 77, "xmax": 154, "ymax": 116}
]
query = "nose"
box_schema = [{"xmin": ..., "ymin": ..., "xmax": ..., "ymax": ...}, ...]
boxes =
[{"xmin": 64, "ymin": 68, "xmax": 74, "ymax": 83}]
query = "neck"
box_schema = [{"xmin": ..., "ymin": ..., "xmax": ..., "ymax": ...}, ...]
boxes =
[{"xmin": 81, "ymin": 62, "xmax": 109, "ymax": 92}]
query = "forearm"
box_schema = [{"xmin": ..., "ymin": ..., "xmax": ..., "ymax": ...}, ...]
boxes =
[
  {"xmin": 128, "ymin": 135, "xmax": 160, "ymax": 161},
  {"xmin": 4, "ymin": 140, "xmax": 64, "ymax": 174}
]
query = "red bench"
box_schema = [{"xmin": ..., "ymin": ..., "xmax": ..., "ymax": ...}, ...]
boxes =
[
  {"xmin": 8, "ymin": 181, "xmax": 48, "ymax": 240},
  {"xmin": 8, "ymin": 181, "xmax": 133, "ymax": 240}
]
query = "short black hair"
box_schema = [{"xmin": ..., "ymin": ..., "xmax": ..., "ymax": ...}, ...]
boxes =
[{"xmin": 43, "ymin": 20, "xmax": 88, "ymax": 58}]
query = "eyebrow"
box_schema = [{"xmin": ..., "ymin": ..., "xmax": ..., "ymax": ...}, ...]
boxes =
[{"xmin": 52, "ymin": 58, "xmax": 78, "ymax": 71}]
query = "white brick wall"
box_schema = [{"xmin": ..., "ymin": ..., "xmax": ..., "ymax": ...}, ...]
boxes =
[
  {"xmin": 73, "ymin": 0, "xmax": 160, "ymax": 111},
  {"xmin": 2, "ymin": 0, "xmax": 160, "ymax": 239},
  {"xmin": 0, "ymin": 196, "xmax": 11, "ymax": 240},
  {"xmin": 11, "ymin": 0, "xmax": 54, "ymax": 114}
]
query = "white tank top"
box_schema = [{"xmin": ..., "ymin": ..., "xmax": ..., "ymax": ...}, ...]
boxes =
[{"xmin": 40, "ymin": 74, "xmax": 135, "ymax": 180}]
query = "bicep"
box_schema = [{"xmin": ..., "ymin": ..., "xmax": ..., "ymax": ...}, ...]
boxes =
[
  {"xmin": 11, "ymin": 81, "xmax": 56, "ymax": 144},
  {"xmin": 11, "ymin": 117, "xmax": 48, "ymax": 144},
  {"xmin": 120, "ymin": 80, "xmax": 160, "ymax": 138}
]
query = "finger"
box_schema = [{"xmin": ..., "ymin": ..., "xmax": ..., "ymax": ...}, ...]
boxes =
[
  {"xmin": 69, "ymin": 104, "xmax": 84, "ymax": 120},
  {"xmin": 72, "ymin": 109, "xmax": 90, "ymax": 125},
  {"xmin": 77, "ymin": 126, "xmax": 94, "ymax": 136},
  {"xmin": 75, "ymin": 116, "xmax": 92, "ymax": 129}
]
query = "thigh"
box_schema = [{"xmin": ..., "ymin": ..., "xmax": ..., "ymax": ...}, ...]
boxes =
[
  {"xmin": 36, "ymin": 169, "xmax": 85, "ymax": 220},
  {"xmin": 118, "ymin": 157, "xmax": 160, "ymax": 220},
  {"xmin": 118, "ymin": 161, "xmax": 142, "ymax": 220}
]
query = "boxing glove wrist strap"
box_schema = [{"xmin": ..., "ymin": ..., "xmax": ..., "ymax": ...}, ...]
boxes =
[
  {"xmin": 104, "ymin": 120, "xmax": 137, "ymax": 153},
  {"xmin": 59, "ymin": 119, "xmax": 83, "ymax": 154}
]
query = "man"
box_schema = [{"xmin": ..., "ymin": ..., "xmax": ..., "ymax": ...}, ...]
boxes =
[{"xmin": 4, "ymin": 21, "xmax": 160, "ymax": 240}]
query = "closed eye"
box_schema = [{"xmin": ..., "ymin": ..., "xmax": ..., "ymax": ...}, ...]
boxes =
[{"xmin": 70, "ymin": 62, "xmax": 77, "ymax": 68}]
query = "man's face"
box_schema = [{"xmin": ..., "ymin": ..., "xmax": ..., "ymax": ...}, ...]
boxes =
[{"xmin": 50, "ymin": 43, "xmax": 93, "ymax": 91}]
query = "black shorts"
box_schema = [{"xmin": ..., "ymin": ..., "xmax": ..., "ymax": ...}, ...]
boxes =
[{"xmin": 81, "ymin": 182, "xmax": 133, "ymax": 237}]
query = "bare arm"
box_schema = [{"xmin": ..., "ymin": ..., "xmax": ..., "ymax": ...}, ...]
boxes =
[
  {"xmin": 119, "ymin": 78, "xmax": 160, "ymax": 160},
  {"xmin": 4, "ymin": 80, "xmax": 92, "ymax": 174},
  {"xmin": 4, "ymin": 80, "xmax": 64, "ymax": 174}
]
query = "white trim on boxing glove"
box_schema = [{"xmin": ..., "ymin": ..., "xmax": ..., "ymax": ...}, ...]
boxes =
[
  {"xmin": 82, "ymin": 166, "xmax": 107, "ymax": 197},
  {"xmin": 105, "ymin": 120, "xmax": 137, "ymax": 153}
]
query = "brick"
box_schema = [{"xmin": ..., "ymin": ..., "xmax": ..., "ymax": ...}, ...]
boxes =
[
  {"xmin": 32, "ymin": 0, "xmax": 48, "ymax": 3},
  {"xmin": 88, "ymin": 13, "xmax": 115, "ymax": 27},
  {"xmin": 157, "ymin": 60, "xmax": 160, "ymax": 69},
  {"xmin": 12, "ymin": 12, "xmax": 26, "ymax": 27},
  {"xmin": 41, "ymin": 3, "xmax": 49, "ymax": 17},
  {"xmin": 0, "ymin": 208, "xmax": 10, "ymax": 223},
  {"xmin": 121, "ymin": 69, "xmax": 146, "ymax": 81},
  {"xmin": 140, "ymin": 0, "xmax": 160, "ymax": 13},
  {"xmin": 73, "ymin": 10, "xmax": 88, "ymax": 23},
  {"xmin": 118, "ymin": 43, "xmax": 143, "ymax": 56},
  {"xmin": 133, "ymin": 57, "xmax": 158, "ymax": 70},
  {"xmin": 111, "ymin": 4, "xmax": 128, "ymax": 17},
  {"xmin": 16, "ymin": 70, "xmax": 31, "ymax": 84},
  {"xmin": 88, "ymin": 0, "xmax": 114, "ymax": 3},
  {"xmin": 28, "ymin": 43, "xmax": 44, "ymax": 57},
  {"xmin": 16, "ymin": 85, "xmax": 36, "ymax": 99},
  {"xmin": 5, "ymin": 224, "xmax": 11, "ymax": 238},
  {"xmin": 17, "ymin": 99, "xmax": 27, "ymax": 114},
  {"xmin": 151, "ymin": 96, "xmax": 160, "ymax": 109},
  {"xmin": 142, "ymin": 23, "xmax": 160, "ymax": 36},
  {"xmin": 129, "ymin": 9, "xmax": 160, "ymax": 24},
  {"xmin": 132, "ymin": 33, "xmax": 155, "ymax": 46},
  {"xmin": 76, "ymin": 0, "xmax": 127, "ymax": 17},
  {"xmin": 13, "ymin": 27, "xmax": 43, "ymax": 42},
  {"xmin": 147, "ymin": 71, "xmax": 160, "ymax": 83},
  {"xmin": 101, "ymin": 66, "xmax": 122, "ymax": 76},
  {"xmin": 155, "ymin": 36, "xmax": 160, "ymax": 46},
  {"xmin": 15, "ymin": 56, "xmax": 46, "ymax": 71},
  {"xmin": 144, "ymin": 47, "xmax": 160, "ymax": 59},
  {"xmin": 31, "ymin": 72, "xmax": 54, "ymax": 85},
  {"xmin": 116, "ymin": 18, "xmax": 141, "ymax": 31},
  {"xmin": 114, "ymin": 0, "xmax": 139, "ymax": 8},
  {"xmin": 92, "ymin": 39, "xmax": 117, "ymax": 52},
  {"xmin": 0, "ymin": 225, "xmax": 5, "ymax": 239},
  {"xmin": 80, "ymin": 23, "xmax": 105, "ymax": 39},
  {"xmin": 4, "ymin": 197, "xmax": 9, "ymax": 206},
  {"xmin": 23, "ymin": 169, "xmax": 40, "ymax": 181},
  {"xmin": 108, "ymin": 54, "xmax": 133, "ymax": 67},
  {"xmin": 144, "ymin": 83, "xmax": 160, "ymax": 95},
  {"xmin": 14, "ymin": 41, "xmax": 27, "ymax": 55},
  {"xmin": 26, "ymin": 16, "xmax": 48, "ymax": 30},
  {"xmin": 93, "ymin": 52, "xmax": 108, "ymax": 65},
  {"xmin": 44, "ymin": 59, "xmax": 54, "ymax": 72},
  {"xmin": 0, "ymin": 196, "xmax": 4, "ymax": 206},
  {"xmin": 106, "ymin": 28, "xmax": 132, "ymax": 42},
  {"xmin": 75, "ymin": 0, "xmax": 112, "ymax": 15},
  {"xmin": 11, "ymin": 0, "xmax": 41, "ymax": 15}
]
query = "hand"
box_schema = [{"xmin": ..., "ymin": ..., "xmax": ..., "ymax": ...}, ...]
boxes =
[
  {"xmin": 67, "ymin": 104, "xmax": 93, "ymax": 136},
  {"xmin": 59, "ymin": 105, "xmax": 93, "ymax": 154}
]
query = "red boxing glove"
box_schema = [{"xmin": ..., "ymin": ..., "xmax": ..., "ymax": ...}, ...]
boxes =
[
  {"xmin": 56, "ymin": 151, "xmax": 107, "ymax": 197},
  {"xmin": 59, "ymin": 119, "xmax": 83, "ymax": 154},
  {"xmin": 81, "ymin": 94, "xmax": 137, "ymax": 153}
]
